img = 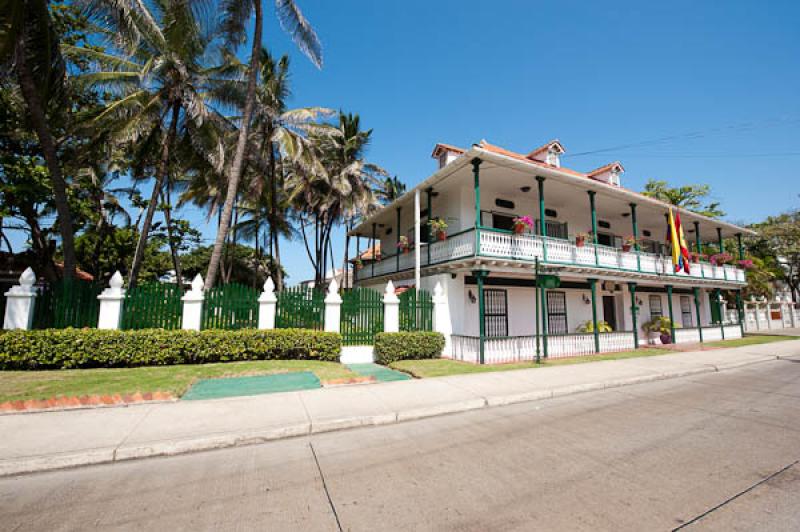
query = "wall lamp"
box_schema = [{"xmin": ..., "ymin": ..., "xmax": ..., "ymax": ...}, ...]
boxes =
[
  {"xmin": 582, "ymin": 294, "xmax": 591, "ymax": 305},
  {"xmin": 468, "ymin": 290, "xmax": 477, "ymax": 304}
]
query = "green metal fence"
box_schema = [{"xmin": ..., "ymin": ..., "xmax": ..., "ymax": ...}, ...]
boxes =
[
  {"xmin": 32, "ymin": 278, "xmax": 102, "ymax": 329},
  {"xmin": 201, "ymin": 283, "xmax": 259, "ymax": 330},
  {"xmin": 399, "ymin": 289, "xmax": 434, "ymax": 331},
  {"xmin": 121, "ymin": 283, "xmax": 183, "ymax": 330},
  {"xmin": 276, "ymin": 286, "xmax": 325, "ymax": 330},
  {"xmin": 340, "ymin": 287, "xmax": 384, "ymax": 345}
]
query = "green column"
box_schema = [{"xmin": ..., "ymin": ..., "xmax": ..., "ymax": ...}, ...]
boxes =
[
  {"xmin": 537, "ymin": 176, "xmax": 547, "ymax": 262},
  {"xmin": 426, "ymin": 188, "xmax": 433, "ymax": 265},
  {"xmin": 630, "ymin": 203, "xmax": 640, "ymax": 271},
  {"xmin": 736, "ymin": 289, "xmax": 744, "ymax": 336},
  {"xmin": 736, "ymin": 233, "xmax": 744, "ymax": 260},
  {"xmin": 535, "ymin": 258, "xmax": 541, "ymax": 363},
  {"xmin": 472, "ymin": 159, "xmax": 482, "ymax": 255},
  {"xmin": 666, "ymin": 285, "xmax": 675, "ymax": 343},
  {"xmin": 473, "ymin": 269, "xmax": 489, "ymax": 364},
  {"xmin": 629, "ymin": 282, "xmax": 639, "ymax": 348},
  {"xmin": 589, "ymin": 278, "xmax": 599, "ymax": 353},
  {"xmin": 717, "ymin": 227, "xmax": 724, "ymax": 254},
  {"xmin": 715, "ymin": 287, "xmax": 725, "ymax": 339},
  {"xmin": 396, "ymin": 207, "xmax": 402, "ymax": 272},
  {"xmin": 694, "ymin": 221, "xmax": 702, "ymax": 254},
  {"xmin": 371, "ymin": 223, "xmax": 377, "ymax": 278},
  {"xmin": 540, "ymin": 281, "xmax": 549, "ymax": 358},
  {"xmin": 693, "ymin": 287, "xmax": 704, "ymax": 342},
  {"xmin": 588, "ymin": 191, "xmax": 598, "ymax": 266}
]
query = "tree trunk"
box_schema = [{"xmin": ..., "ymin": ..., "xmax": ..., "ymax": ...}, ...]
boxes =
[
  {"xmin": 161, "ymin": 181, "xmax": 183, "ymax": 287},
  {"xmin": 128, "ymin": 102, "xmax": 180, "ymax": 289},
  {"xmin": 342, "ymin": 218, "xmax": 351, "ymax": 288},
  {"xmin": 224, "ymin": 203, "xmax": 239, "ymax": 284},
  {"xmin": 15, "ymin": 32, "xmax": 76, "ymax": 278},
  {"xmin": 205, "ymin": 0, "xmax": 262, "ymax": 290}
]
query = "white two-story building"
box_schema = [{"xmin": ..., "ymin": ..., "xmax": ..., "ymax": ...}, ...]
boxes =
[{"xmin": 350, "ymin": 139, "xmax": 754, "ymax": 364}]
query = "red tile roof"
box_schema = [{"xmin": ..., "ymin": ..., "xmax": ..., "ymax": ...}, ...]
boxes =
[
  {"xmin": 352, "ymin": 243, "xmax": 381, "ymax": 262},
  {"xmin": 526, "ymin": 139, "xmax": 565, "ymax": 158},
  {"xmin": 477, "ymin": 140, "xmax": 587, "ymax": 178},
  {"xmin": 587, "ymin": 161, "xmax": 625, "ymax": 176}
]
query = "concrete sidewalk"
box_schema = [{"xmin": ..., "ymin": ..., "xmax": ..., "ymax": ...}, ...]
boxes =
[{"xmin": 1, "ymin": 340, "xmax": 798, "ymax": 477}]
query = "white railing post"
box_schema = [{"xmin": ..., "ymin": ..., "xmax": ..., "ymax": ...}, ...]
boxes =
[
  {"xmin": 97, "ymin": 271, "xmax": 126, "ymax": 330},
  {"xmin": 181, "ymin": 274, "xmax": 205, "ymax": 331},
  {"xmin": 383, "ymin": 280, "xmax": 400, "ymax": 333},
  {"xmin": 3, "ymin": 267, "xmax": 37, "ymax": 330},
  {"xmin": 258, "ymin": 277, "xmax": 277, "ymax": 330},
  {"xmin": 324, "ymin": 278, "xmax": 342, "ymax": 333},
  {"xmin": 433, "ymin": 281, "xmax": 452, "ymax": 355}
]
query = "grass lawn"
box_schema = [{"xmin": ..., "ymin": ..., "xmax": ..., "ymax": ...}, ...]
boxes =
[
  {"xmin": 703, "ymin": 334, "xmax": 798, "ymax": 348},
  {"xmin": 0, "ymin": 360, "xmax": 355, "ymax": 403},
  {"xmin": 390, "ymin": 348, "xmax": 671, "ymax": 379}
]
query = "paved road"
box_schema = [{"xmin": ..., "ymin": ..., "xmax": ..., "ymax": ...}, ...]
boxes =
[{"xmin": 2, "ymin": 359, "xmax": 799, "ymax": 531}]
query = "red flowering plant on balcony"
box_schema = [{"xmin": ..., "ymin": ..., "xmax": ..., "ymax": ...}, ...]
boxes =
[
  {"xmin": 512, "ymin": 216, "xmax": 534, "ymax": 235},
  {"xmin": 397, "ymin": 236, "xmax": 412, "ymax": 253},
  {"xmin": 737, "ymin": 259, "xmax": 755, "ymax": 270},
  {"xmin": 709, "ymin": 252, "xmax": 733, "ymax": 265},
  {"xmin": 622, "ymin": 236, "xmax": 638, "ymax": 252},
  {"xmin": 689, "ymin": 251, "xmax": 707, "ymax": 263},
  {"xmin": 574, "ymin": 232, "xmax": 592, "ymax": 247}
]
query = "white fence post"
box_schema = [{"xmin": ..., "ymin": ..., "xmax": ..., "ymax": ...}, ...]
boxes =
[
  {"xmin": 182, "ymin": 274, "xmax": 205, "ymax": 331},
  {"xmin": 97, "ymin": 271, "xmax": 126, "ymax": 330},
  {"xmin": 324, "ymin": 278, "xmax": 342, "ymax": 333},
  {"xmin": 258, "ymin": 277, "xmax": 277, "ymax": 330},
  {"xmin": 433, "ymin": 281, "xmax": 452, "ymax": 355},
  {"xmin": 383, "ymin": 280, "xmax": 400, "ymax": 333},
  {"xmin": 3, "ymin": 267, "xmax": 37, "ymax": 330}
]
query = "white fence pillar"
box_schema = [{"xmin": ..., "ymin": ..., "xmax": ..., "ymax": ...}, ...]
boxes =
[
  {"xmin": 433, "ymin": 281, "xmax": 452, "ymax": 355},
  {"xmin": 258, "ymin": 277, "xmax": 277, "ymax": 330},
  {"xmin": 383, "ymin": 280, "xmax": 400, "ymax": 333},
  {"xmin": 3, "ymin": 267, "xmax": 37, "ymax": 330},
  {"xmin": 97, "ymin": 271, "xmax": 125, "ymax": 330},
  {"xmin": 181, "ymin": 274, "xmax": 205, "ymax": 331},
  {"xmin": 324, "ymin": 278, "xmax": 342, "ymax": 334}
]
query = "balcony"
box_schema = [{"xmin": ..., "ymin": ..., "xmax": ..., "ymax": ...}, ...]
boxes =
[{"xmin": 354, "ymin": 227, "xmax": 746, "ymax": 284}]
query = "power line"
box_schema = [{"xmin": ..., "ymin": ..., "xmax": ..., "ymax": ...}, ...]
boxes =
[{"xmin": 563, "ymin": 117, "xmax": 800, "ymax": 159}]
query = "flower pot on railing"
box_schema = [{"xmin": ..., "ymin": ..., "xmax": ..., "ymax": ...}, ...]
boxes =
[
  {"xmin": 512, "ymin": 216, "xmax": 533, "ymax": 235},
  {"xmin": 622, "ymin": 236, "xmax": 637, "ymax": 252},
  {"xmin": 575, "ymin": 236, "xmax": 585, "ymax": 247},
  {"xmin": 622, "ymin": 244, "xmax": 632, "ymax": 252},
  {"xmin": 437, "ymin": 231, "xmax": 447, "ymax": 242}
]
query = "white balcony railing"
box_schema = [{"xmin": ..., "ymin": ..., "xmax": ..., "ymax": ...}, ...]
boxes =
[{"xmin": 356, "ymin": 227, "xmax": 746, "ymax": 284}]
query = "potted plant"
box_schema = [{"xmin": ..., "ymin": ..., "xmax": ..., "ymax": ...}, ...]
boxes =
[
  {"xmin": 642, "ymin": 316, "xmax": 675, "ymax": 344},
  {"xmin": 428, "ymin": 218, "xmax": 448, "ymax": 241},
  {"xmin": 353, "ymin": 258, "xmax": 363, "ymax": 271},
  {"xmin": 576, "ymin": 320, "xmax": 613, "ymax": 333},
  {"xmin": 575, "ymin": 232, "xmax": 591, "ymax": 247},
  {"xmin": 622, "ymin": 236, "xmax": 637, "ymax": 252},
  {"xmin": 737, "ymin": 258, "xmax": 754, "ymax": 270},
  {"xmin": 709, "ymin": 252, "xmax": 733, "ymax": 265},
  {"xmin": 397, "ymin": 236, "xmax": 411, "ymax": 254},
  {"xmin": 512, "ymin": 215, "xmax": 534, "ymax": 235},
  {"xmin": 689, "ymin": 251, "xmax": 706, "ymax": 264}
]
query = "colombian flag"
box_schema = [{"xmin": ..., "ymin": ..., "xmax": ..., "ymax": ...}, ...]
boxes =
[{"xmin": 667, "ymin": 209, "xmax": 691, "ymax": 274}]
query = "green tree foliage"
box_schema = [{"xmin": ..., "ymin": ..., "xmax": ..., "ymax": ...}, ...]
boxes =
[
  {"xmin": 641, "ymin": 179, "xmax": 725, "ymax": 218},
  {"xmin": 748, "ymin": 210, "xmax": 800, "ymax": 301}
]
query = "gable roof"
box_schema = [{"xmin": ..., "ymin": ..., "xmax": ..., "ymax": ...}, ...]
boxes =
[
  {"xmin": 526, "ymin": 139, "xmax": 565, "ymax": 158},
  {"xmin": 431, "ymin": 143, "xmax": 466, "ymax": 158},
  {"xmin": 587, "ymin": 161, "xmax": 625, "ymax": 177}
]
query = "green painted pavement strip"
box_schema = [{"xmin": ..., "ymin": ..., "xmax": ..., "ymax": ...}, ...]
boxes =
[
  {"xmin": 182, "ymin": 372, "xmax": 321, "ymax": 400},
  {"xmin": 347, "ymin": 363, "xmax": 412, "ymax": 382}
]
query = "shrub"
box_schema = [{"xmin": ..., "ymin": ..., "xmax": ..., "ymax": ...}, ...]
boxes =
[
  {"xmin": 0, "ymin": 328, "xmax": 341, "ymax": 370},
  {"xmin": 374, "ymin": 331, "xmax": 445, "ymax": 365}
]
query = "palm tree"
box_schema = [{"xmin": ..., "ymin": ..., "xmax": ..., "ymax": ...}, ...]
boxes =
[
  {"xmin": 377, "ymin": 176, "xmax": 406, "ymax": 204},
  {"xmin": 1, "ymin": 0, "xmax": 77, "ymax": 277},
  {"xmin": 288, "ymin": 112, "xmax": 385, "ymax": 286},
  {"xmin": 246, "ymin": 48, "xmax": 332, "ymax": 289},
  {"xmin": 76, "ymin": 0, "xmax": 232, "ymax": 287},
  {"xmin": 205, "ymin": 0, "xmax": 323, "ymax": 289}
]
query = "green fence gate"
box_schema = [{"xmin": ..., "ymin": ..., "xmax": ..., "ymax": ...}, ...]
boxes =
[
  {"xmin": 276, "ymin": 286, "xmax": 325, "ymax": 330},
  {"xmin": 400, "ymin": 289, "xmax": 434, "ymax": 331},
  {"xmin": 121, "ymin": 283, "xmax": 183, "ymax": 330},
  {"xmin": 202, "ymin": 283, "xmax": 259, "ymax": 330},
  {"xmin": 340, "ymin": 287, "xmax": 384, "ymax": 345},
  {"xmin": 32, "ymin": 278, "xmax": 102, "ymax": 329}
]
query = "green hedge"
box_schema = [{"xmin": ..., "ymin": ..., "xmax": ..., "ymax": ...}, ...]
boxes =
[
  {"xmin": 0, "ymin": 328, "xmax": 341, "ymax": 370},
  {"xmin": 374, "ymin": 332, "xmax": 445, "ymax": 364}
]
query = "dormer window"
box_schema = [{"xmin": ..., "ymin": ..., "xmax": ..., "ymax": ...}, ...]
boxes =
[
  {"xmin": 527, "ymin": 140, "xmax": 565, "ymax": 168},
  {"xmin": 587, "ymin": 161, "xmax": 625, "ymax": 186},
  {"xmin": 431, "ymin": 143, "xmax": 466, "ymax": 169}
]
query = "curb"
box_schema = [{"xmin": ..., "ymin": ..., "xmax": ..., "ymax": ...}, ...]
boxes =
[{"xmin": 0, "ymin": 356, "xmax": 781, "ymax": 478}]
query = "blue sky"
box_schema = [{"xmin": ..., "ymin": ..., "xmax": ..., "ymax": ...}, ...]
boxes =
[
  {"xmin": 265, "ymin": 0, "xmax": 800, "ymax": 282},
  {"xmin": 12, "ymin": 0, "xmax": 800, "ymax": 283}
]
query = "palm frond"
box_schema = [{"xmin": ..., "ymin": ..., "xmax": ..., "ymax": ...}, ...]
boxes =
[{"xmin": 274, "ymin": 0, "xmax": 322, "ymax": 68}]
